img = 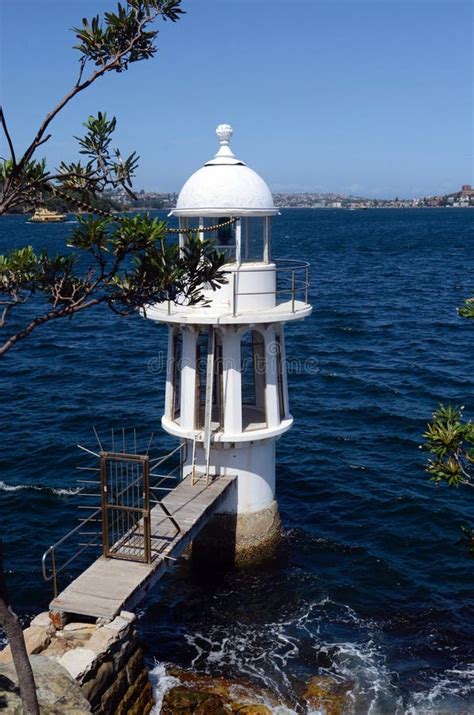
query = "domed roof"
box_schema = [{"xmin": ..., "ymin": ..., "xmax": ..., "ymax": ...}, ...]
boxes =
[{"xmin": 171, "ymin": 125, "xmax": 277, "ymax": 217}]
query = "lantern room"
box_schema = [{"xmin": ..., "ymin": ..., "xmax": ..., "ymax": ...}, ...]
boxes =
[{"xmin": 170, "ymin": 123, "xmax": 277, "ymax": 265}]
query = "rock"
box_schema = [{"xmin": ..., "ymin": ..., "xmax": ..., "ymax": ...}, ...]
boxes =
[
  {"xmin": 0, "ymin": 646, "xmax": 12, "ymax": 665},
  {"xmin": 81, "ymin": 659, "xmax": 114, "ymax": 705},
  {"xmin": 99, "ymin": 666, "xmax": 128, "ymax": 712},
  {"xmin": 0, "ymin": 654, "xmax": 91, "ymax": 713},
  {"xmin": 163, "ymin": 668, "xmax": 284, "ymax": 713},
  {"xmin": 106, "ymin": 615, "xmax": 132, "ymax": 635},
  {"xmin": 119, "ymin": 610, "xmax": 136, "ymax": 624},
  {"xmin": 162, "ymin": 686, "xmax": 228, "ymax": 714},
  {"xmin": 57, "ymin": 623, "xmax": 97, "ymax": 641},
  {"xmin": 42, "ymin": 637, "xmax": 77, "ymax": 661},
  {"xmin": 30, "ymin": 611, "xmax": 53, "ymax": 629},
  {"xmin": 304, "ymin": 674, "xmax": 353, "ymax": 715},
  {"xmin": 64, "ymin": 622, "xmax": 96, "ymax": 633},
  {"xmin": 87, "ymin": 626, "xmax": 120, "ymax": 654},
  {"xmin": 0, "ymin": 626, "xmax": 51, "ymax": 664},
  {"xmin": 59, "ymin": 647, "xmax": 97, "ymax": 680},
  {"xmin": 95, "ymin": 616, "xmax": 112, "ymax": 627}
]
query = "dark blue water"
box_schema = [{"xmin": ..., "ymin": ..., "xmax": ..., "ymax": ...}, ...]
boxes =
[{"xmin": 1, "ymin": 209, "xmax": 473, "ymax": 713}]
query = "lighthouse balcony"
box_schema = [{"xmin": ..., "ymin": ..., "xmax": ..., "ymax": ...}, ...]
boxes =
[
  {"xmin": 145, "ymin": 259, "xmax": 311, "ymax": 325},
  {"xmin": 161, "ymin": 410, "xmax": 294, "ymax": 443}
]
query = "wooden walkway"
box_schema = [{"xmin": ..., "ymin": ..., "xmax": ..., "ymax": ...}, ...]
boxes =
[{"xmin": 50, "ymin": 474, "xmax": 236, "ymax": 620}]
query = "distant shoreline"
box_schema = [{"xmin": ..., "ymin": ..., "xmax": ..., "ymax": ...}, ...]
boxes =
[{"xmin": 2, "ymin": 205, "xmax": 473, "ymax": 218}]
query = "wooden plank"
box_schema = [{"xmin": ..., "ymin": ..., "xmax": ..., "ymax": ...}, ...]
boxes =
[{"xmin": 50, "ymin": 475, "xmax": 235, "ymax": 620}]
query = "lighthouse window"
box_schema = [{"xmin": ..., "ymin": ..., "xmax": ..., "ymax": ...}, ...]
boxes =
[
  {"xmin": 214, "ymin": 217, "xmax": 235, "ymax": 262},
  {"xmin": 171, "ymin": 331, "xmax": 182, "ymax": 422},
  {"xmin": 244, "ymin": 217, "xmax": 265, "ymax": 262}
]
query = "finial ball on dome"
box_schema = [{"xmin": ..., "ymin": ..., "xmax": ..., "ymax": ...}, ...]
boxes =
[{"xmin": 216, "ymin": 124, "xmax": 233, "ymax": 145}]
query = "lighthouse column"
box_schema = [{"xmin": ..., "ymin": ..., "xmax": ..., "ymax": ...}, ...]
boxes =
[{"xmin": 192, "ymin": 325, "xmax": 282, "ymax": 568}]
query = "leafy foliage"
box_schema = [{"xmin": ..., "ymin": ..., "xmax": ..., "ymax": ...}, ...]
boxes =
[
  {"xmin": 0, "ymin": 0, "xmax": 230, "ymax": 359},
  {"xmin": 423, "ymin": 405, "xmax": 474, "ymax": 487},
  {"xmin": 0, "ymin": 1, "xmax": 184, "ymax": 215},
  {"xmin": 459, "ymin": 297, "xmax": 474, "ymax": 320},
  {"xmin": 0, "ymin": 215, "xmax": 227, "ymax": 355}
]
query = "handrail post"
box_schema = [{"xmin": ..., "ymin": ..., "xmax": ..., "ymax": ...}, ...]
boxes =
[
  {"xmin": 305, "ymin": 265, "xmax": 309, "ymax": 304},
  {"xmin": 143, "ymin": 456, "xmax": 151, "ymax": 564},
  {"xmin": 51, "ymin": 546, "xmax": 57, "ymax": 599},
  {"xmin": 291, "ymin": 270, "xmax": 296, "ymax": 313},
  {"xmin": 100, "ymin": 453, "xmax": 109, "ymax": 559},
  {"xmin": 232, "ymin": 272, "xmax": 237, "ymax": 317},
  {"xmin": 191, "ymin": 436, "xmax": 197, "ymax": 486}
]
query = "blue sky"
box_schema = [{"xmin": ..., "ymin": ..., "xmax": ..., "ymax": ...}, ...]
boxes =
[{"xmin": 1, "ymin": 0, "xmax": 472, "ymax": 197}]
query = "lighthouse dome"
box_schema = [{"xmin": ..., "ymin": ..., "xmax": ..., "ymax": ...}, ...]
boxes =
[{"xmin": 171, "ymin": 125, "xmax": 277, "ymax": 217}]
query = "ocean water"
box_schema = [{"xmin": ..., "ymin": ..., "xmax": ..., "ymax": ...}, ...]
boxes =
[{"xmin": 0, "ymin": 209, "xmax": 473, "ymax": 713}]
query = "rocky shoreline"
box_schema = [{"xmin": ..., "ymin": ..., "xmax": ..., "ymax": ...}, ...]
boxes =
[
  {"xmin": 0, "ymin": 613, "xmax": 353, "ymax": 714},
  {"xmin": 154, "ymin": 664, "xmax": 354, "ymax": 714}
]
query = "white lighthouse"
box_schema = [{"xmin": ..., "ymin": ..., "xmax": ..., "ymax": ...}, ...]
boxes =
[{"xmin": 146, "ymin": 125, "xmax": 312, "ymax": 564}]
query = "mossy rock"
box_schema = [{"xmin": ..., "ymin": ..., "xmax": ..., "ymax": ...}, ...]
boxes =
[
  {"xmin": 162, "ymin": 686, "xmax": 228, "ymax": 714},
  {"xmin": 304, "ymin": 675, "xmax": 353, "ymax": 715},
  {"xmin": 233, "ymin": 706, "xmax": 271, "ymax": 714}
]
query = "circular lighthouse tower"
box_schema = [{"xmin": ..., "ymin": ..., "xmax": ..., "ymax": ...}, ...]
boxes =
[{"xmin": 146, "ymin": 124, "xmax": 312, "ymax": 564}]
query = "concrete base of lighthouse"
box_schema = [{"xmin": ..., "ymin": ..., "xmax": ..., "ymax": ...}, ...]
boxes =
[
  {"xmin": 192, "ymin": 500, "xmax": 281, "ymax": 568},
  {"xmin": 186, "ymin": 439, "xmax": 281, "ymax": 567}
]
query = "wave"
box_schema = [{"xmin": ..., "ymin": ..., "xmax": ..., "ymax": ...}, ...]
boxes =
[
  {"xmin": 406, "ymin": 664, "xmax": 474, "ymax": 714},
  {"xmin": 0, "ymin": 480, "xmax": 82, "ymax": 496},
  {"xmin": 149, "ymin": 662, "xmax": 181, "ymax": 714},
  {"xmin": 162, "ymin": 598, "xmax": 401, "ymax": 713}
]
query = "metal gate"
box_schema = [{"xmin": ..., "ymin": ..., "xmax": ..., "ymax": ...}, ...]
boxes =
[{"xmin": 100, "ymin": 451, "xmax": 151, "ymax": 563}]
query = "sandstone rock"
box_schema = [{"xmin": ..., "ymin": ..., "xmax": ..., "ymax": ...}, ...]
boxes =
[
  {"xmin": 87, "ymin": 626, "xmax": 120, "ymax": 654},
  {"xmin": 42, "ymin": 637, "xmax": 77, "ymax": 661},
  {"xmin": 106, "ymin": 614, "xmax": 132, "ymax": 635},
  {"xmin": 162, "ymin": 686, "xmax": 228, "ymax": 714},
  {"xmin": 30, "ymin": 611, "xmax": 53, "ymax": 629},
  {"xmin": 57, "ymin": 623, "xmax": 97, "ymax": 641},
  {"xmin": 304, "ymin": 674, "xmax": 353, "ymax": 715},
  {"xmin": 95, "ymin": 616, "xmax": 112, "ymax": 627},
  {"xmin": 64, "ymin": 622, "xmax": 96, "ymax": 633},
  {"xmin": 59, "ymin": 647, "xmax": 97, "ymax": 680},
  {"xmin": 119, "ymin": 610, "xmax": 136, "ymax": 624},
  {"xmin": 0, "ymin": 655, "xmax": 91, "ymax": 713},
  {"xmin": 80, "ymin": 659, "xmax": 114, "ymax": 705},
  {"xmin": 125, "ymin": 646, "xmax": 146, "ymax": 685},
  {"xmin": 100, "ymin": 666, "xmax": 128, "ymax": 713},
  {"xmin": 0, "ymin": 626, "xmax": 51, "ymax": 664},
  {"xmin": 162, "ymin": 668, "xmax": 283, "ymax": 713}
]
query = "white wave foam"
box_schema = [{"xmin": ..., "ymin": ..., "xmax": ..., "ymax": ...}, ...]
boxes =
[
  {"xmin": 405, "ymin": 663, "xmax": 474, "ymax": 714},
  {"xmin": 51, "ymin": 487, "xmax": 82, "ymax": 496},
  {"xmin": 179, "ymin": 598, "xmax": 402, "ymax": 714},
  {"xmin": 149, "ymin": 661, "xmax": 180, "ymax": 714},
  {"xmin": 0, "ymin": 480, "xmax": 81, "ymax": 496},
  {"xmin": 149, "ymin": 660, "xmax": 296, "ymax": 715}
]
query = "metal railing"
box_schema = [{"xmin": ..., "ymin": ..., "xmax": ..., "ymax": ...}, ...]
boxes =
[
  {"xmin": 231, "ymin": 258, "xmax": 310, "ymax": 317},
  {"xmin": 41, "ymin": 441, "xmax": 187, "ymax": 597},
  {"xmin": 164, "ymin": 258, "xmax": 310, "ymax": 318}
]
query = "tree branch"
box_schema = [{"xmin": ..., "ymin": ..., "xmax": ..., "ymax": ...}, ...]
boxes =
[
  {"xmin": 0, "ymin": 297, "xmax": 107, "ymax": 356},
  {"xmin": 0, "ymin": 107, "xmax": 17, "ymax": 166},
  {"xmin": 18, "ymin": 9, "xmax": 159, "ymax": 172}
]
